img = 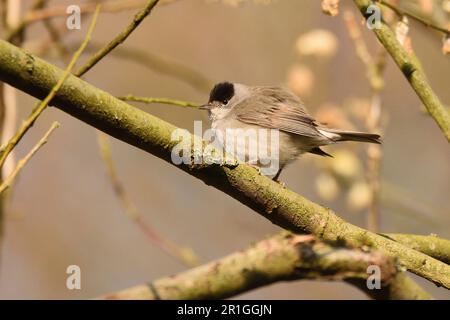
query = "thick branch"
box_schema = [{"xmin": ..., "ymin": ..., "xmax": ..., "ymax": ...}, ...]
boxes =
[
  {"xmin": 0, "ymin": 39, "xmax": 448, "ymax": 289},
  {"xmin": 102, "ymin": 233, "xmax": 420, "ymax": 300},
  {"xmin": 385, "ymin": 234, "xmax": 450, "ymax": 265},
  {"xmin": 353, "ymin": 0, "xmax": 450, "ymax": 142}
]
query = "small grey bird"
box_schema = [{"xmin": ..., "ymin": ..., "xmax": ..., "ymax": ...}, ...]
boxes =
[{"xmin": 201, "ymin": 82, "xmax": 381, "ymax": 180}]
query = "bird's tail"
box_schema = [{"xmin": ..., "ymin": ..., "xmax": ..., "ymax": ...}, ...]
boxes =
[{"xmin": 319, "ymin": 129, "xmax": 381, "ymax": 144}]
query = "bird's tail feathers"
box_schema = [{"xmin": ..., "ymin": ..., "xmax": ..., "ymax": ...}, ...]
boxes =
[{"xmin": 319, "ymin": 129, "xmax": 381, "ymax": 144}]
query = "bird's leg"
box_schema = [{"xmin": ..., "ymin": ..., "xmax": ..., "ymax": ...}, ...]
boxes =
[
  {"xmin": 273, "ymin": 168, "xmax": 282, "ymax": 181},
  {"xmin": 272, "ymin": 168, "xmax": 286, "ymax": 187}
]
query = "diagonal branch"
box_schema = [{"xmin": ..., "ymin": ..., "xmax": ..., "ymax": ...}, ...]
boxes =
[
  {"xmin": 97, "ymin": 131, "xmax": 200, "ymax": 267},
  {"xmin": 74, "ymin": 0, "xmax": 160, "ymax": 77},
  {"xmin": 378, "ymin": 0, "xmax": 450, "ymax": 35},
  {"xmin": 5, "ymin": 0, "xmax": 46, "ymax": 43},
  {"xmin": 0, "ymin": 5, "xmax": 101, "ymax": 170},
  {"xmin": 353, "ymin": 0, "xmax": 450, "ymax": 142},
  {"xmin": 0, "ymin": 39, "xmax": 448, "ymax": 289},
  {"xmin": 100, "ymin": 232, "xmax": 430, "ymax": 300},
  {"xmin": 385, "ymin": 233, "xmax": 450, "ymax": 265},
  {"xmin": 0, "ymin": 121, "xmax": 59, "ymax": 194},
  {"xmin": 118, "ymin": 95, "xmax": 200, "ymax": 108}
]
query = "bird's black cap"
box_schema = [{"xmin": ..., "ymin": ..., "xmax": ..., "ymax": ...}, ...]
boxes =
[{"xmin": 209, "ymin": 82, "xmax": 234, "ymax": 104}]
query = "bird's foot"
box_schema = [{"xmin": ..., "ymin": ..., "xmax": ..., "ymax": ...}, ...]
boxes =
[{"xmin": 274, "ymin": 179, "xmax": 286, "ymax": 188}]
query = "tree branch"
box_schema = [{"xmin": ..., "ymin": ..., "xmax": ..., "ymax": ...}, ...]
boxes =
[
  {"xmin": 97, "ymin": 131, "xmax": 200, "ymax": 267},
  {"xmin": 0, "ymin": 121, "xmax": 59, "ymax": 193},
  {"xmin": 385, "ymin": 233, "xmax": 450, "ymax": 265},
  {"xmin": 0, "ymin": 5, "xmax": 100, "ymax": 170},
  {"xmin": 100, "ymin": 232, "xmax": 431, "ymax": 300},
  {"xmin": 0, "ymin": 39, "xmax": 448, "ymax": 289},
  {"xmin": 118, "ymin": 95, "xmax": 200, "ymax": 108},
  {"xmin": 378, "ymin": 0, "xmax": 450, "ymax": 35},
  {"xmin": 5, "ymin": 0, "xmax": 46, "ymax": 43},
  {"xmin": 353, "ymin": 0, "xmax": 450, "ymax": 142},
  {"xmin": 74, "ymin": 0, "xmax": 160, "ymax": 77}
]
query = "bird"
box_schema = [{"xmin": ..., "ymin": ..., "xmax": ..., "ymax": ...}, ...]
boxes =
[{"xmin": 200, "ymin": 82, "xmax": 381, "ymax": 180}]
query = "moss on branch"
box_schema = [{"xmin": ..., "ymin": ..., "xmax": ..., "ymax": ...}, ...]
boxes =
[
  {"xmin": 103, "ymin": 233, "xmax": 424, "ymax": 300},
  {"xmin": 0, "ymin": 39, "xmax": 448, "ymax": 290},
  {"xmin": 385, "ymin": 234, "xmax": 450, "ymax": 265}
]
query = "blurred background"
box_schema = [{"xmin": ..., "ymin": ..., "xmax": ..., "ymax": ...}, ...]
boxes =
[{"xmin": 0, "ymin": 0, "xmax": 449, "ymax": 299}]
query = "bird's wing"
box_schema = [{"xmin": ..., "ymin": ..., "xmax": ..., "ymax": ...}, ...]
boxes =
[{"xmin": 234, "ymin": 86, "xmax": 324, "ymax": 138}]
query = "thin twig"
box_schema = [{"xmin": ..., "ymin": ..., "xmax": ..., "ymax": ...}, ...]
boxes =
[
  {"xmin": 74, "ymin": 44, "xmax": 212, "ymax": 92},
  {"xmin": 25, "ymin": 0, "xmax": 175, "ymax": 23},
  {"xmin": 1, "ymin": 0, "xmax": 23, "ymax": 179},
  {"xmin": 75, "ymin": 0, "xmax": 160, "ymax": 77},
  {"xmin": 0, "ymin": 122, "xmax": 59, "ymax": 194},
  {"xmin": 97, "ymin": 132, "xmax": 200, "ymax": 267},
  {"xmin": 378, "ymin": 0, "xmax": 450, "ymax": 35},
  {"xmin": 0, "ymin": 5, "xmax": 101, "ymax": 171},
  {"xmin": 118, "ymin": 95, "xmax": 200, "ymax": 108}
]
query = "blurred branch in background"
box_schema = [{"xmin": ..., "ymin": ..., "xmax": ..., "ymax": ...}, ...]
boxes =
[
  {"xmin": 4, "ymin": 0, "xmax": 45, "ymax": 43},
  {"xmin": 74, "ymin": 0, "xmax": 160, "ymax": 76},
  {"xmin": 385, "ymin": 233, "xmax": 450, "ymax": 265},
  {"xmin": 0, "ymin": 0, "xmax": 448, "ymax": 300},
  {"xmin": 378, "ymin": 0, "xmax": 450, "ymax": 35},
  {"xmin": 73, "ymin": 0, "xmax": 200, "ymax": 267},
  {"xmin": 353, "ymin": 0, "xmax": 450, "ymax": 142},
  {"xmin": 0, "ymin": 5, "xmax": 101, "ymax": 171},
  {"xmin": 31, "ymin": 42, "xmax": 213, "ymax": 93},
  {"xmin": 343, "ymin": 10, "xmax": 386, "ymax": 232},
  {"xmin": 5, "ymin": 0, "xmax": 176, "ymax": 42},
  {"xmin": 0, "ymin": 2, "xmax": 98, "ymax": 260},
  {"xmin": 24, "ymin": 0, "xmax": 178, "ymax": 24},
  {"xmin": 79, "ymin": 44, "xmax": 213, "ymax": 92},
  {"xmin": 101, "ymin": 232, "xmax": 431, "ymax": 300},
  {"xmin": 1, "ymin": 42, "xmax": 449, "ymax": 291},
  {"xmin": 0, "ymin": 122, "xmax": 59, "ymax": 194},
  {"xmin": 0, "ymin": 0, "xmax": 21, "ymax": 243},
  {"xmin": 381, "ymin": 179, "xmax": 450, "ymax": 231},
  {"xmin": 97, "ymin": 132, "xmax": 200, "ymax": 267}
]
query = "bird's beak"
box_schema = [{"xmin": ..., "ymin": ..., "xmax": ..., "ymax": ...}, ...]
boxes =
[{"xmin": 199, "ymin": 103, "xmax": 212, "ymax": 110}]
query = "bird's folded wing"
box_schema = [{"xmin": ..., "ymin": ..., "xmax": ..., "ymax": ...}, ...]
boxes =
[{"xmin": 234, "ymin": 87, "xmax": 324, "ymax": 138}]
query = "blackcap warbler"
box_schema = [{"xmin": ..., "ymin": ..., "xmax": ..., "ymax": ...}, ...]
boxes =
[{"xmin": 201, "ymin": 82, "xmax": 381, "ymax": 180}]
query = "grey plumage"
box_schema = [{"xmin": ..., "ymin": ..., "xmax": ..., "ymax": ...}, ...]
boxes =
[{"xmin": 201, "ymin": 82, "xmax": 381, "ymax": 179}]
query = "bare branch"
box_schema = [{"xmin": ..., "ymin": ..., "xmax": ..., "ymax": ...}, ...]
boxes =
[
  {"xmin": 0, "ymin": 122, "xmax": 59, "ymax": 194},
  {"xmin": 353, "ymin": 0, "xmax": 450, "ymax": 142},
  {"xmin": 75, "ymin": 0, "xmax": 160, "ymax": 77},
  {"xmin": 0, "ymin": 5, "xmax": 101, "ymax": 170},
  {"xmin": 100, "ymin": 233, "xmax": 431, "ymax": 300},
  {"xmin": 97, "ymin": 132, "xmax": 200, "ymax": 267},
  {"xmin": 378, "ymin": 0, "xmax": 450, "ymax": 35},
  {"xmin": 118, "ymin": 95, "xmax": 200, "ymax": 108}
]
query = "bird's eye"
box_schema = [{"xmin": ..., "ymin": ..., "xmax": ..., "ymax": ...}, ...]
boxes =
[{"xmin": 222, "ymin": 99, "xmax": 228, "ymax": 105}]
